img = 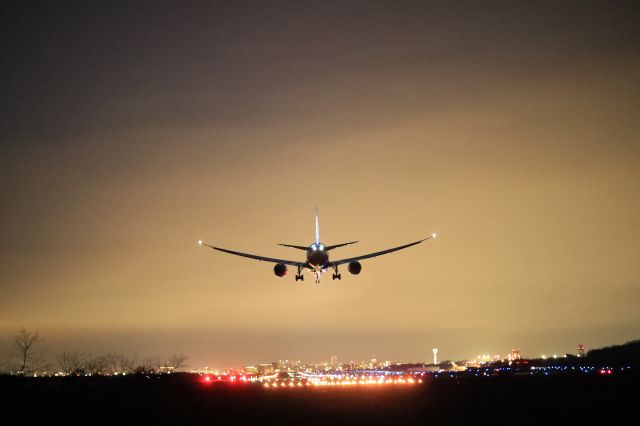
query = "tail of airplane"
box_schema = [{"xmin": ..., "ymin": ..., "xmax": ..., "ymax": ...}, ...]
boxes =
[
  {"xmin": 277, "ymin": 207, "xmax": 358, "ymax": 250},
  {"xmin": 315, "ymin": 205, "xmax": 320, "ymax": 244}
]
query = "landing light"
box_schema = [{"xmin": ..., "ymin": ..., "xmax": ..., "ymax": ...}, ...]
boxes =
[
  {"xmin": 432, "ymin": 233, "xmax": 437, "ymax": 239},
  {"xmin": 198, "ymin": 240, "xmax": 203, "ymax": 245}
]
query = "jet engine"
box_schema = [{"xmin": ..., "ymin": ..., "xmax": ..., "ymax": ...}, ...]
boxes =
[
  {"xmin": 348, "ymin": 261, "xmax": 362, "ymax": 275},
  {"xmin": 273, "ymin": 263, "xmax": 288, "ymax": 277}
]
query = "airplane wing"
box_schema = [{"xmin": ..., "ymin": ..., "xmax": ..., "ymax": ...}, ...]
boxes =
[
  {"xmin": 328, "ymin": 234, "xmax": 435, "ymax": 267},
  {"xmin": 199, "ymin": 241, "xmax": 306, "ymax": 268}
]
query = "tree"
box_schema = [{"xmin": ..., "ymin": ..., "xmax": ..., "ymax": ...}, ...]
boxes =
[
  {"xmin": 166, "ymin": 354, "xmax": 188, "ymax": 372},
  {"xmin": 135, "ymin": 356, "xmax": 161, "ymax": 374},
  {"xmin": 14, "ymin": 328, "xmax": 45, "ymax": 375},
  {"xmin": 84, "ymin": 354, "xmax": 107, "ymax": 376},
  {"xmin": 56, "ymin": 351, "xmax": 83, "ymax": 375},
  {"xmin": 120, "ymin": 354, "xmax": 137, "ymax": 374},
  {"xmin": 104, "ymin": 352, "xmax": 124, "ymax": 375}
]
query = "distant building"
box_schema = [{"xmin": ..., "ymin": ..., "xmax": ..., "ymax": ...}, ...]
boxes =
[
  {"xmin": 432, "ymin": 348, "xmax": 438, "ymax": 365},
  {"xmin": 243, "ymin": 365, "xmax": 258, "ymax": 374},
  {"xmin": 511, "ymin": 348, "xmax": 521, "ymax": 361},
  {"xmin": 406, "ymin": 365, "xmax": 440, "ymax": 373},
  {"xmin": 258, "ymin": 363, "xmax": 275, "ymax": 375},
  {"xmin": 578, "ymin": 344, "xmax": 585, "ymax": 357},
  {"xmin": 330, "ymin": 354, "xmax": 339, "ymax": 369},
  {"xmin": 370, "ymin": 355, "xmax": 378, "ymax": 368},
  {"xmin": 342, "ymin": 361, "xmax": 356, "ymax": 371}
]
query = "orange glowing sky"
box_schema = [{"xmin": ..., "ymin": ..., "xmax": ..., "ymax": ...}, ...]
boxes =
[{"xmin": 1, "ymin": 1, "xmax": 639, "ymax": 367}]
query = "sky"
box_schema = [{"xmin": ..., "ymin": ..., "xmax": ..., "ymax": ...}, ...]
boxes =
[{"xmin": 1, "ymin": 1, "xmax": 639, "ymax": 368}]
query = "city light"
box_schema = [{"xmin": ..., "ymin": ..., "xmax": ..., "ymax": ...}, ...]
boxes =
[{"xmin": 190, "ymin": 347, "xmax": 631, "ymax": 393}]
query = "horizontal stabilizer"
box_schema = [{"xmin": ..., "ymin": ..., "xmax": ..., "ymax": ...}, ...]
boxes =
[
  {"xmin": 278, "ymin": 243, "xmax": 309, "ymax": 250},
  {"xmin": 324, "ymin": 241, "xmax": 359, "ymax": 251}
]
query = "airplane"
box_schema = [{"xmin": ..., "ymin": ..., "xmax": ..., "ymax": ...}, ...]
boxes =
[{"xmin": 198, "ymin": 208, "xmax": 436, "ymax": 284}]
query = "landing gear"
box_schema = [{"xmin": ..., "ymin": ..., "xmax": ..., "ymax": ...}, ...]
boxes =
[
  {"xmin": 332, "ymin": 265, "xmax": 341, "ymax": 280},
  {"xmin": 295, "ymin": 266, "xmax": 304, "ymax": 282}
]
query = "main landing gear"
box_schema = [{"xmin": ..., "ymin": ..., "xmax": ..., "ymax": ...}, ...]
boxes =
[
  {"xmin": 332, "ymin": 266, "xmax": 341, "ymax": 280},
  {"xmin": 295, "ymin": 266, "xmax": 304, "ymax": 282}
]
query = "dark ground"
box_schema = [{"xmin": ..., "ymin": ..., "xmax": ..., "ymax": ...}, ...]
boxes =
[{"xmin": 0, "ymin": 372, "xmax": 635, "ymax": 425}]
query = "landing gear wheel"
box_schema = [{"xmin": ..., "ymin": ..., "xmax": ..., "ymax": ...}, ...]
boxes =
[{"xmin": 295, "ymin": 274, "xmax": 304, "ymax": 281}]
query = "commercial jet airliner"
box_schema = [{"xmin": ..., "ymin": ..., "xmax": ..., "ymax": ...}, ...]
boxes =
[{"xmin": 198, "ymin": 208, "xmax": 436, "ymax": 284}]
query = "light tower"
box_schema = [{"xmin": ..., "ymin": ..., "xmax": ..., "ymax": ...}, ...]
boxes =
[{"xmin": 432, "ymin": 348, "xmax": 438, "ymax": 365}]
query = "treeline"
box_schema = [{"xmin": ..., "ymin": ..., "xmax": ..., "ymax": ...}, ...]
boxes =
[
  {"xmin": 587, "ymin": 339, "xmax": 640, "ymax": 365},
  {"xmin": 3, "ymin": 328, "xmax": 187, "ymax": 376},
  {"xmin": 54, "ymin": 351, "xmax": 188, "ymax": 376}
]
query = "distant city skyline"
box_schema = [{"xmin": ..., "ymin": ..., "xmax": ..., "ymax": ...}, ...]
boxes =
[{"xmin": 1, "ymin": 324, "xmax": 629, "ymax": 370}]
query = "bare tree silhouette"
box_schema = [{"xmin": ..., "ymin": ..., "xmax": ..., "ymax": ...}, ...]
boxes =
[
  {"xmin": 136, "ymin": 356, "xmax": 161, "ymax": 374},
  {"xmin": 120, "ymin": 354, "xmax": 137, "ymax": 374},
  {"xmin": 84, "ymin": 354, "xmax": 107, "ymax": 376},
  {"xmin": 14, "ymin": 328, "xmax": 45, "ymax": 375},
  {"xmin": 56, "ymin": 351, "xmax": 83, "ymax": 375},
  {"xmin": 166, "ymin": 354, "xmax": 188, "ymax": 371},
  {"xmin": 104, "ymin": 352, "xmax": 124, "ymax": 374}
]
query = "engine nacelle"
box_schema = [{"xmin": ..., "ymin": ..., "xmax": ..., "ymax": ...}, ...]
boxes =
[
  {"xmin": 273, "ymin": 263, "xmax": 288, "ymax": 277},
  {"xmin": 348, "ymin": 261, "xmax": 362, "ymax": 275}
]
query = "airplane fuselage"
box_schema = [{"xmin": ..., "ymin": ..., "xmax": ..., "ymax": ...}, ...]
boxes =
[{"xmin": 306, "ymin": 243, "xmax": 329, "ymax": 269}]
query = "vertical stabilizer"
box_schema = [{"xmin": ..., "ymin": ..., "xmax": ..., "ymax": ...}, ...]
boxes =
[{"xmin": 315, "ymin": 205, "xmax": 320, "ymax": 244}]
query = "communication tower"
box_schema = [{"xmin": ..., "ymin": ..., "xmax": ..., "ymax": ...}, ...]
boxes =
[{"xmin": 578, "ymin": 344, "xmax": 585, "ymax": 357}]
